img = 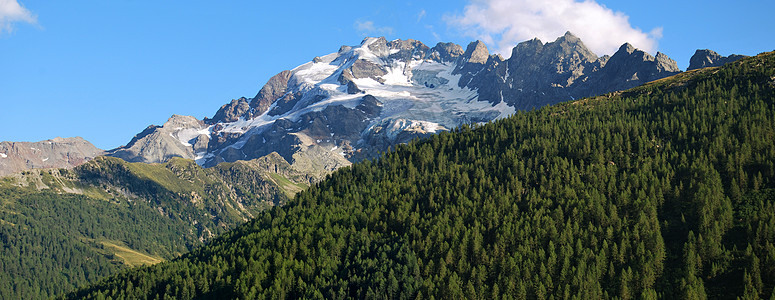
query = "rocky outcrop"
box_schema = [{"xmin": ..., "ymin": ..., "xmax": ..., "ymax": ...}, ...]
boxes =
[
  {"xmin": 108, "ymin": 115, "xmax": 209, "ymax": 164},
  {"xmin": 338, "ymin": 70, "xmax": 363, "ymax": 94},
  {"xmin": 210, "ymin": 97, "xmax": 250, "ymax": 123},
  {"xmin": 386, "ymin": 39, "xmax": 430, "ymax": 61},
  {"xmin": 688, "ymin": 49, "xmax": 747, "ymax": 70},
  {"xmin": 0, "ymin": 137, "xmax": 104, "ymax": 177},
  {"xmin": 428, "ymin": 42, "xmax": 464, "ymax": 63},
  {"xmin": 207, "ymin": 71, "xmax": 293, "ymax": 124},
  {"xmin": 349, "ymin": 59, "xmax": 388, "ymax": 83}
]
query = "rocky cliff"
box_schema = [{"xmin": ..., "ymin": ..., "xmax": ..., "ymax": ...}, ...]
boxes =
[{"xmin": 108, "ymin": 115, "xmax": 209, "ymax": 164}]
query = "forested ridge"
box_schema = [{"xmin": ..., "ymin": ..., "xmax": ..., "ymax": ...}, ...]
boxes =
[
  {"xmin": 66, "ymin": 51, "xmax": 775, "ymax": 299},
  {"xmin": 0, "ymin": 156, "xmax": 303, "ymax": 299}
]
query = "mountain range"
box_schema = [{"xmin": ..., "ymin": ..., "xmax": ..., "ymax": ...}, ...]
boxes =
[
  {"xmin": 1, "ymin": 33, "xmax": 745, "ymax": 179},
  {"xmin": 109, "ymin": 32, "xmax": 683, "ymax": 168}
]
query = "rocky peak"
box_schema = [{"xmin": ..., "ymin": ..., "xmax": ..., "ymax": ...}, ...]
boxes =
[
  {"xmin": 365, "ymin": 37, "xmax": 390, "ymax": 57},
  {"xmin": 453, "ymin": 41, "xmax": 490, "ymax": 77},
  {"xmin": 461, "ymin": 40, "xmax": 490, "ymax": 65},
  {"xmin": 560, "ymin": 31, "xmax": 579, "ymax": 42},
  {"xmin": 108, "ymin": 114, "xmax": 209, "ymax": 164},
  {"xmin": 583, "ymin": 42, "xmax": 680, "ymax": 96},
  {"xmin": 499, "ymin": 32, "xmax": 597, "ymax": 100},
  {"xmin": 386, "ymin": 39, "xmax": 426, "ymax": 51},
  {"xmin": 338, "ymin": 45, "xmax": 352, "ymax": 54},
  {"xmin": 244, "ymin": 70, "xmax": 293, "ymax": 120},
  {"xmin": 655, "ymin": 52, "xmax": 680, "ymax": 73},
  {"xmin": 428, "ymin": 42, "xmax": 464, "ymax": 63},
  {"xmin": 387, "ymin": 39, "xmax": 430, "ymax": 62},
  {"xmin": 688, "ymin": 49, "xmax": 747, "ymax": 70},
  {"xmin": 166, "ymin": 115, "xmax": 204, "ymax": 128},
  {"xmin": 511, "ymin": 38, "xmax": 544, "ymax": 60},
  {"xmin": 607, "ymin": 43, "xmax": 657, "ymax": 69},
  {"xmin": 210, "ymin": 97, "xmax": 250, "ymax": 124},
  {"xmin": 596, "ymin": 55, "xmax": 611, "ymax": 68},
  {"xmin": 545, "ymin": 31, "xmax": 598, "ymax": 62},
  {"xmin": 617, "ymin": 43, "xmax": 636, "ymax": 55}
]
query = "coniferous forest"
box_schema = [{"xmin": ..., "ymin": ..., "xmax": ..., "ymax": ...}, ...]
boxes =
[
  {"xmin": 0, "ymin": 157, "xmax": 299, "ymax": 299},
  {"xmin": 62, "ymin": 51, "xmax": 775, "ymax": 299}
]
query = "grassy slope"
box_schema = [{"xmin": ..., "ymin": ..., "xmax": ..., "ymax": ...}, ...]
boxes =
[{"xmin": 98, "ymin": 240, "xmax": 164, "ymax": 267}]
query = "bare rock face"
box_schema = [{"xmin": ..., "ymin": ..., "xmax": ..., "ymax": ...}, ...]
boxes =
[
  {"xmin": 428, "ymin": 42, "xmax": 464, "ymax": 63},
  {"xmin": 454, "ymin": 40, "xmax": 491, "ymax": 77},
  {"xmin": 213, "ymin": 70, "xmax": 295, "ymax": 122},
  {"xmin": 688, "ymin": 49, "xmax": 747, "ymax": 70},
  {"xmin": 386, "ymin": 39, "xmax": 431, "ymax": 61},
  {"xmin": 108, "ymin": 115, "xmax": 208, "ymax": 164},
  {"xmin": 206, "ymin": 70, "xmax": 294, "ymax": 125},
  {"xmin": 349, "ymin": 59, "xmax": 388, "ymax": 83},
  {"xmin": 337, "ymin": 70, "xmax": 363, "ymax": 94},
  {"xmin": 0, "ymin": 137, "xmax": 104, "ymax": 177},
  {"xmin": 210, "ymin": 97, "xmax": 250, "ymax": 123}
]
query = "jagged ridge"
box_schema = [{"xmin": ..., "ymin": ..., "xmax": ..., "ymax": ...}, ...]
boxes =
[{"xmin": 108, "ymin": 33, "xmax": 685, "ymax": 172}]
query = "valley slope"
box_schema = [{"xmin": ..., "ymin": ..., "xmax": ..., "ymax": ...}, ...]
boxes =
[{"xmin": 0, "ymin": 155, "xmax": 310, "ymax": 299}]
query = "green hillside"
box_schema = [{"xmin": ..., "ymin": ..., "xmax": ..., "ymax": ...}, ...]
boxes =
[
  {"xmin": 65, "ymin": 51, "xmax": 775, "ymax": 299},
  {"xmin": 0, "ymin": 155, "xmax": 309, "ymax": 299}
]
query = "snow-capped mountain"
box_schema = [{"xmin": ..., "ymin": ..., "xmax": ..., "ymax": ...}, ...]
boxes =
[{"xmin": 108, "ymin": 33, "xmax": 683, "ymax": 169}]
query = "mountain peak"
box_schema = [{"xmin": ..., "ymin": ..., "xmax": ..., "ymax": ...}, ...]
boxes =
[
  {"xmin": 511, "ymin": 38, "xmax": 544, "ymax": 59},
  {"xmin": 557, "ymin": 31, "xmax": 581, "ymax": 43},
  {"xmin": 365, "ymin": 37, "xmax": 389, "ymax": 56},
  {"xmin": 544, "ymin": 31, "xmax": 597, "ymax": 62},
  {"xmin": 655, "ymin": 52, "xmax": 680, "ymax": 72},
  {"xmin": 688, "ymin": 49, "xmax": 747, "ymax": 70},
  {"xmin": 618, "ymin": 43, "xmax": 636, "ymax": 54},
  {"xmin": 50, "ymin": 136, "xmax": 86, "ymax": 143},
  {"xmin": 462, "ymin": 40, "xmax": 490, "ymax": 64},
  {"xmin": 428, "ymin": 42, "xmax": 464, "ymax": 63}
]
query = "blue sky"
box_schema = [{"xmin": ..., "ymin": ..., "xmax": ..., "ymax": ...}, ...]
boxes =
[{"xmin": 1, "ymin": 0, "xmax": 772, "ymax": 149}]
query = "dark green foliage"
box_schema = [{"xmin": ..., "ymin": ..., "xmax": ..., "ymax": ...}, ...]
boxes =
[
  {"xmin": 0, "ymin": 157, "xmax": 292, "ymax": 299},
  {"xmin": 69, "ymin": 52, "xmax": 775, "ymax": 299}
]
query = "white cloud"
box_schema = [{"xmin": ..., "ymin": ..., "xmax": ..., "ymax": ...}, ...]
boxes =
[
  {"xmin": 426, "ymin": 25, "xmax": 441, "ymax": 42},
  {"xmin": 354, "ymin": 20, "xmax": 394, "ymax": 36},
  {"xmin": 0, "ymin": 0, "xmax": 36, "ymax": 35},
  {"xmin": 417, "ymin": 9, "xmax": 426, "ymax": 22},
  {"xmin": 447, "ymin": 0, "xmax": 661, "ymax": 57}
]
